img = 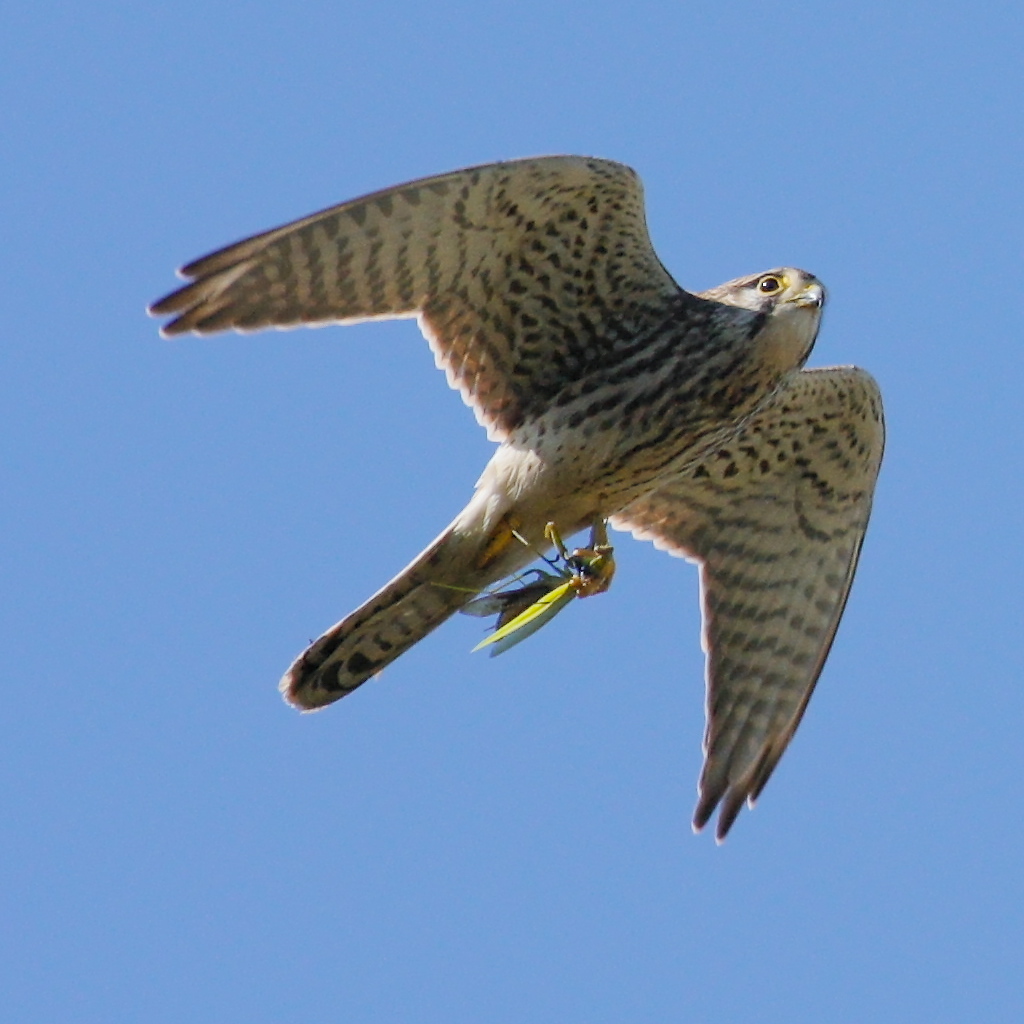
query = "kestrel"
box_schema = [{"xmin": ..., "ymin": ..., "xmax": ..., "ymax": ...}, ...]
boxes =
[{"xmin": 151, "ymin": 156, "xmax": 884, "ymax": 839}]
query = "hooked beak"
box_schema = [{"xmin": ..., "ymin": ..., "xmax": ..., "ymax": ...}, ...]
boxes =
[{"xmin": 794, "ymin": 280, "xmax": 825, "ymax": 309}]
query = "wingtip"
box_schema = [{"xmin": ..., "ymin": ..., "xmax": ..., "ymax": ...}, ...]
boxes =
[
  {"xmin": 691, "ymin": 804, "xmax": 712, "ymax": 836},
  {"xmin": 715, "ymin": 794, "xmax": 746, "ymax": 840},
  {"xmin": 692, "ymin": 787, "xmax": 750, "ymax": 843},
  {"xmin": 148, "ymin": 286, "xmax": 193, "ymax": 336},
  {"xmin": 152, "ymin": 320, "xmax": 190, "ymax": 340},
  {"xmin": 150, "ymin": 318, "xmax": 183, "ymax": 340}
]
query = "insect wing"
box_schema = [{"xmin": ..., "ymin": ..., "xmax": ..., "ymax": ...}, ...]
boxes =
[
  {"xmin": 472, "ymin": 581, "xmax": 576, "ymax": 656},
  {"xmin": 461, "ymin": 577, "xmax": 559, "ymax": 624},
  {"xmin": 461, "ymin": 593, "xmax": 513, "ymax": 618}
]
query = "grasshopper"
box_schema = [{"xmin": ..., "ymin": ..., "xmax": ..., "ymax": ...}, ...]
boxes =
[{"xmin": 462, "ymin": 519, "xmax": 615, "ymax": 656}]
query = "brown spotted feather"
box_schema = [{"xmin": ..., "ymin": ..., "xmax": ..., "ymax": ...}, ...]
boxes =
[
  {"xmin": 150, "ymin": 156, "xmax": 883, "ymax": 840},
  {"xmin": 612, "ymin": 367, "xmax": 884, "ymax": 839}
]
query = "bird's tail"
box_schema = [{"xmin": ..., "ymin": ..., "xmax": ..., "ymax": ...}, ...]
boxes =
[{"xmin": 279, "ymin": 523, "xmax": 494, "ymax": 711}]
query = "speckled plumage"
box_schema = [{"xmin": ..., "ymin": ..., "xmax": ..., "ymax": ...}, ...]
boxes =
[{"xmin": 151, "ymin": 156, "xmax": 884, "ymax": 839}]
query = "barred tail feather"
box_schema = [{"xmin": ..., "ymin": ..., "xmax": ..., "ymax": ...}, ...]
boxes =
[{"xmin": 280, "ymin": 525, "xmax": 476, "ymax": 710}]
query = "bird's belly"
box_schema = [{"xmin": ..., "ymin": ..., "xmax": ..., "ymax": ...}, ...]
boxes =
[{"xmin": 474, "ymin": 421, "xmax": 724, "ymax": 556}]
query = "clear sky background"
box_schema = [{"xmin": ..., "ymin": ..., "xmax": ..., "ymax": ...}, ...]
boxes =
[{"xmin": 3, "ymin": 2, "xmax": 1022, "ymax": 1021}]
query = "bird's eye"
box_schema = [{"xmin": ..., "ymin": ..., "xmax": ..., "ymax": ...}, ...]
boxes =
[{"xmin": 758, "ymin": 275, "xmax": 783, "ymax": 294}]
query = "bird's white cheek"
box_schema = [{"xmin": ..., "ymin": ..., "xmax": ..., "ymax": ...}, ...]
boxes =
[{"xmin": 755, "ymin": 306, "xmax": 821, "ymax": 375}]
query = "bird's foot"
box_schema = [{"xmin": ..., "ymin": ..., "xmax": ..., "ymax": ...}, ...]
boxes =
[
  {"xmin": 547, "ymin": 519, "xmax": 616, "ymax": 598},
  {"xmin": 475, "ymin": 513, "xmax": 523, "ymax": 569}
]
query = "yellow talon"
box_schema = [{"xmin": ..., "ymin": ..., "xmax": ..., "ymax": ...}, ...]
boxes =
[
  {"xmin": 475, "ymin": 513, "xmax": 522, "ymax": 569},
  {"xmin": 464, "ymin": 516, "xmax": 615, "ymax": 656},
  {"xmin": 548, "ymin": 519, "xmax": 616, "ymax": 598}
]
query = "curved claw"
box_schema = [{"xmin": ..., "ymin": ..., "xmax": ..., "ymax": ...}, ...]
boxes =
[{"xmin": 467, "ymin": 517, "xmax": 616, "ymax": 655}]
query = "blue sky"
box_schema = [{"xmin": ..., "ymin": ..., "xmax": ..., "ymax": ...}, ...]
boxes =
[{"xmin": 3, "ymin": 2, "xmax": 1022, "ymax": 1021}]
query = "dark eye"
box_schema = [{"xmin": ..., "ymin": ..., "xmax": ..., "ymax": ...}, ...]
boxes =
[{"xmin": 758, "ymin": 275, "xmax": 783, "ymax": 294}]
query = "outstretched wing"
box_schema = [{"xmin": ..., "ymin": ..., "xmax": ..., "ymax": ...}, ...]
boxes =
[
  {"xmin": 150, "ymin": 156, "xmax": 685, "ymax": 439},
  {"xmin": 612, "ymin": 367, "xmax": 884, "ymax": 840}
]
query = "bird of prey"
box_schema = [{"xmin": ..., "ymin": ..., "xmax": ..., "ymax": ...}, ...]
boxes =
[{"xmin": 150, "ymin": 156, "xmax": 884, "ymax": 839}]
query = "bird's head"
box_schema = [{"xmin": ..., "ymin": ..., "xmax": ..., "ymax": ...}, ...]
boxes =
[{"xmin": 699, "ymin": 267, "xmax": 825, "ymax": 371}]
